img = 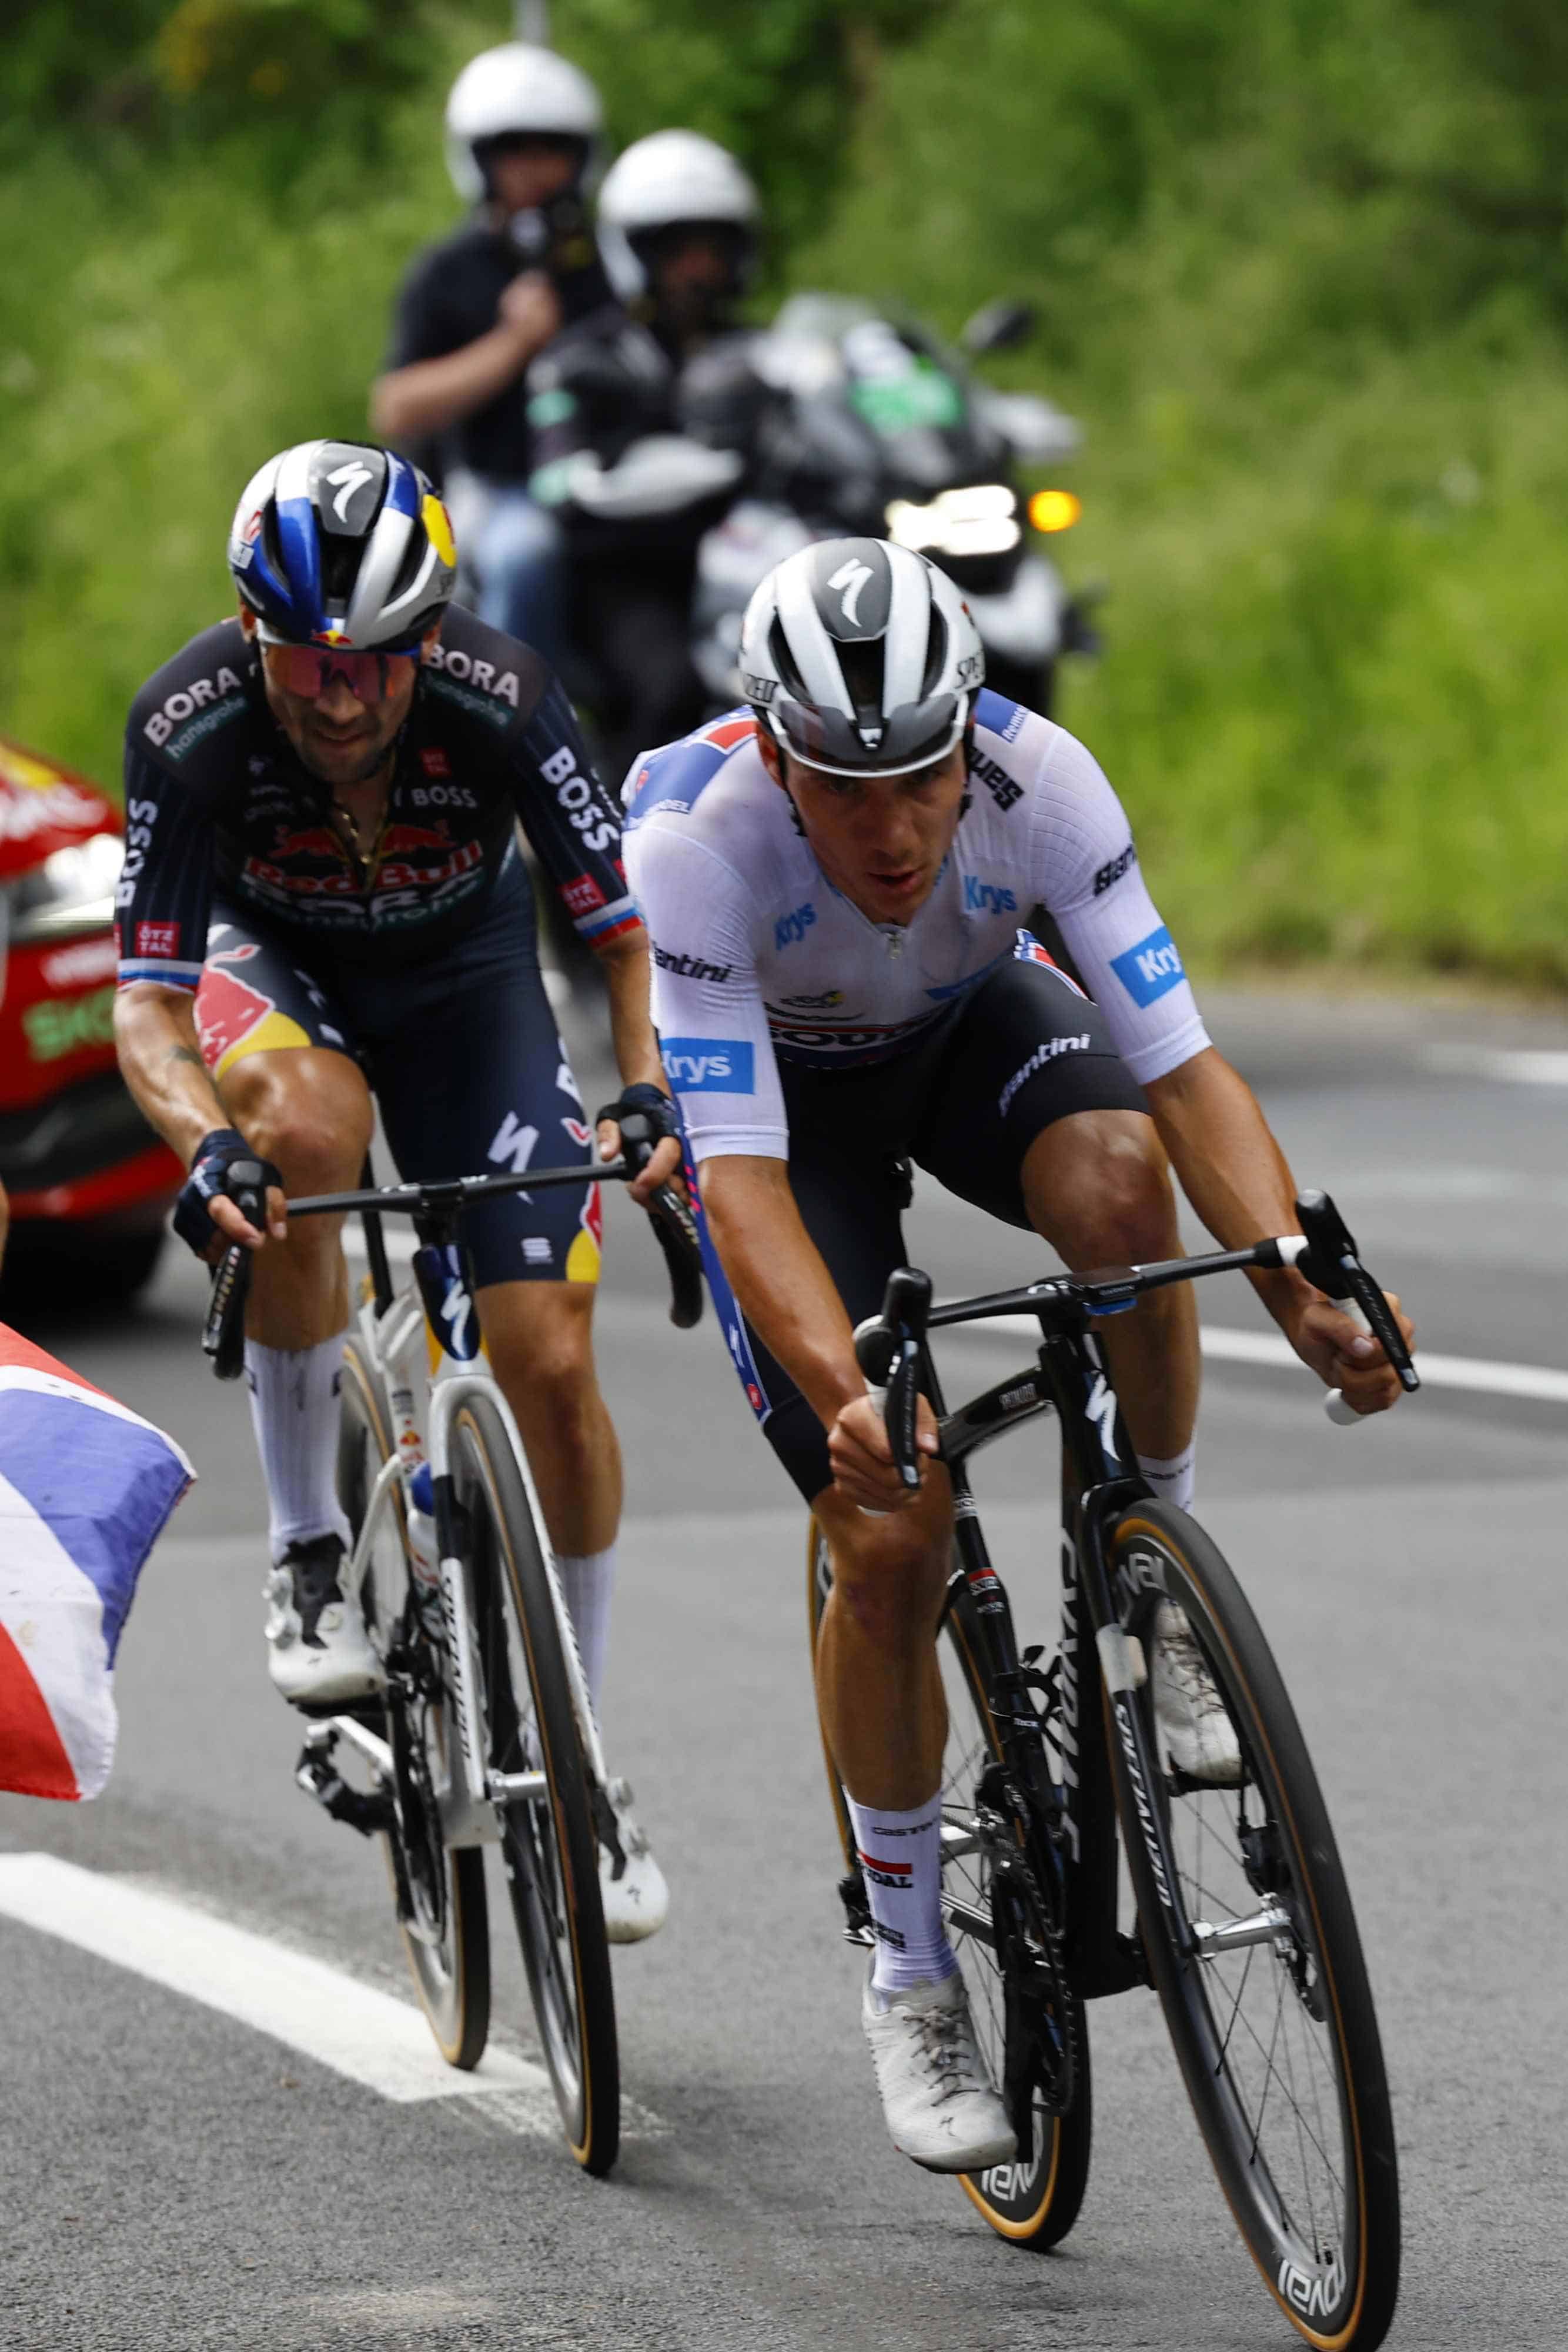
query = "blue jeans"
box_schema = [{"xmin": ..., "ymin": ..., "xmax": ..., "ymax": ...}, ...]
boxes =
[{"xmin": 472, "ymin": 486, "xmax": 566, "ymax": 663}]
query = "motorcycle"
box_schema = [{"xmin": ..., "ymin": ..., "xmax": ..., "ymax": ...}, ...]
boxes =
[
  {"xmin": 0, "ymin": 737, "xmax": 180, "ymax": 1305},
  {"xmin": 686, "ymin": 292, "xmax": 1098, "ymax": 716}
]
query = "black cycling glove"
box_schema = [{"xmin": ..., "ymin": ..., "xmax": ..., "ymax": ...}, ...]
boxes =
[
  {"xmin": 173, "ymin": 1127, "xmax": 282, "ymax": 1258},
  {"xmin": 594, "ymin": 1083, "xmax": 681, "ymax": 1172}
]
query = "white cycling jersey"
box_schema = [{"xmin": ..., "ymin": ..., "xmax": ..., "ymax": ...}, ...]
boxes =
[{"xmin": 621, "ymin": 687, "xmax": 1210, "ymax": 1161}]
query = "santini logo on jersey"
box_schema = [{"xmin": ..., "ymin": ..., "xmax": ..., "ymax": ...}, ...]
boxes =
[
  {"xmin": 653, "ymin": 944, "xmax": 733, "ymax": 983},
  {"xmin": 661, "ymin": 1037, "xmax": 755, "ymax": 1093},
  {"xmin": 1111, "ymin": 924, "xmax": 1186, "ymax": 1007},
  {"xmin": 964, "ymin": 875, "xmax": 1017, "ymax": 915},
  {"xmin": 774, "ymin": 903, "xmax": 816, "ymax": 950},
  {"xmin": 1094, "ymin": 840, "xmax": 1138, "ymax": 896}
]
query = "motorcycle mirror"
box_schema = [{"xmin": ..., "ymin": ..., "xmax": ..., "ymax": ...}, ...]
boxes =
[{"xmin": 960, "ymin": 299, "xmax": 1038, "ymax": 355}]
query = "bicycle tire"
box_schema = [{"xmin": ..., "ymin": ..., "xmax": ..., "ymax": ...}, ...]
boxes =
[
  {"xmin": 1104, "ymin": 1501, "xmax": 1399, "ymax": 2351},
  {"xmin": 338, "ymin": 1339, "xmax": 489, "ymax": 2070},
  {"xmin": 807, "ymin": 1521, "xmax": 1092, "ymax": 2249},
  {"xmin": 450, "ymin": 1392, "xmax": 619, "ymax": 2175}
]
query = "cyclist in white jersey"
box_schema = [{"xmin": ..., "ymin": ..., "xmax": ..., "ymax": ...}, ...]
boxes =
[{"xmin": 618, "ymin": 537, "xmax": 1414, "ymax": 2174}]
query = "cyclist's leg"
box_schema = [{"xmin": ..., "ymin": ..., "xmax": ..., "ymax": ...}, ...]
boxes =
[
  {"xmin": 915, "ymin": 954, "xmax": 1228, "ymax": 1773},
  {"xmin": 701, "ymin": 1109, "xmax": 961, "ymax": 1951},
  {"xmin": 914, "ymin": 951, "xmax": 1199, "ymax": 1492},
  {"xmin": 194, "ymin": 915, "xmax": 378, "ymax": 1698}
]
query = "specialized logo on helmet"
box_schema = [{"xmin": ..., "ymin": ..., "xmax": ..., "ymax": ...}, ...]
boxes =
[
  {"xmin": 326, "ymin": 460, "xmax": 376, "ymax": 526},
  {"xmin": 827, "ymin": 556, "xmax": 875, "ymax": 629}
]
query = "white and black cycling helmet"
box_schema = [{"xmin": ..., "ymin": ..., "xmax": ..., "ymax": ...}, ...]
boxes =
[
  {"xmin": 597, "ymin": 129, "xmax": 760, "ymax": 303},
  {"xmin": 444, "ymin": 42, "xmax": 603, "ymax": 205},
  {"xmin": 228, "ymin": 439, "xmax": 457, "ymax": 651},
  {"xmin": 740, "ymin": 537, "xmax": 984, "ymax": 776}
]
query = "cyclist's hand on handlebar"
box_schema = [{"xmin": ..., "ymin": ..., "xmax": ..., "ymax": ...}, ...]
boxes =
[
  {"xmin": 1284, "ymin": 1289, "xmax": 1415, "ymax": 1416},
  {"xmin": 174, "ymin": 1128, "xmax": 286, "ymax": 1262},
  {"xmin": 595, "ymin": 1084, "xmax": 684, "ymax": 1208},
  {"xmin": 828, "ymin": 1391, "xmax": 941, "ymax": 1512}
]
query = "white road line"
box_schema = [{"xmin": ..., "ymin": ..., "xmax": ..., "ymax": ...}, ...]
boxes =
[
  {"xmin": 958, "ymin": 1317, "xmax": 1568, "ymax": 1406},
  {"xmin": 1423, "ymin": 1044, "xmax": 1568, "ymax": 1088},
  {"xmin": 0, "ymin": 1853, "xmax": 551, "ymax": 2112}
]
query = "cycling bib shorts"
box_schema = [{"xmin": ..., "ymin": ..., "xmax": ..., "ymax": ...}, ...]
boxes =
[{"xmin": 194, "ymin": 858, "xmax": 600, "ymax": 1289}]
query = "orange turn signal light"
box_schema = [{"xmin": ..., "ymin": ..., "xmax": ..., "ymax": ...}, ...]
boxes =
[{"xmin": 1028, "ymin": 489, "xmax": 1082, "ymax": 533}]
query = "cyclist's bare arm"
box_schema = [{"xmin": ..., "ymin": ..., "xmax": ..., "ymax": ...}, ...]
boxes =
[
  {"xmin": 1146, "ymin": 1044, "xmax": 1412, "ymax": 1413},
  {"xmin": 113, "ymin": 982, "xmax": 285, "ymax": 1250},
  {"xmin": 589, "ymin": 927, "xmax": 683, "ymax": 1204},
  {"xmin": 370, "ymin": 276, "xmax": 559, "ymax": 445},
  {"xmin": 697, "ymin": 1154, "xmax": 937, "ymax": 1509}
]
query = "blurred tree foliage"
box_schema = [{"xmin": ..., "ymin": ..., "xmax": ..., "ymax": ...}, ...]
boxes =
[
  {"xmin": 4, "ymin": 0, "xmax": 1568, "ymax": 981},
  {"xmin": 554, "ymin": 0, "xmax": 944, "ymax": 253}
]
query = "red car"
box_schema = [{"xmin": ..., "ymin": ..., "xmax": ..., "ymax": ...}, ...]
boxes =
[{"xmin": 0, "ymin": 736, "xmax": 181, "ymax": 1299}]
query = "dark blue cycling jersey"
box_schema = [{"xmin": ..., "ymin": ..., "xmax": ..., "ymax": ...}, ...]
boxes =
[{"xmin": 116, "ymin": 604, "xmax": 636, "ymax": 990}]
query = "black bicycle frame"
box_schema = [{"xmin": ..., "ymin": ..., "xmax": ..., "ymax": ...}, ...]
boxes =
[{"xmin": 931, "ymin": 1307, "xmax": 1173, "ymax": 2003}]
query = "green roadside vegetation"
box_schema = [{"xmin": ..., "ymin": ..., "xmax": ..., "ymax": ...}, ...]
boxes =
[{"xmin": 4, "ymin": 0, "xmax": 1567, "ymax": 987}]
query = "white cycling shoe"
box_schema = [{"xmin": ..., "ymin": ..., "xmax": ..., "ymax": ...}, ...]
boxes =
[
  {"xmin": 1151, "ymin": 1599, "xmax": 1242, "ymax": 1783},
  {"xmin": 861, "ymin": 1967, "xmax": 1016, "ymax": 2174},
  {"xmin": 597, "ymin": 1776, "xmax": 668, "ymax": 1945},
  {"xmin": 264, "ymin": 1534, "xmax": 384, "ymax": 1708}
]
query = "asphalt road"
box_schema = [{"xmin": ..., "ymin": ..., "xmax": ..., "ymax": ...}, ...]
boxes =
[{"xmin": 2, "ymin": 987, "xmax": 1565, "ymax": 2352}]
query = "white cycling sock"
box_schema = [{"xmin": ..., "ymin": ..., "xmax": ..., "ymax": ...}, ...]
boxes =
[
  {"xmin": 846, "ymin": 1790, "xmax": 956, "ymax": 1998},
  {"xmin": 245, "ymin": 1336, "xmax": 352, "ymax": 1563},
  {"xmin": 1136, "ymin": 1441, "xmax": 1196, "ymax": 1512},
  {"xmin": 556, "ymin": 1545, "xmax": 615, "ymax": 1712}
]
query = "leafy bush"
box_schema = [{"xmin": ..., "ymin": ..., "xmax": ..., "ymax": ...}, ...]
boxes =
[{"xmin": 3, "ymin": 0, "xmax": 1567, "ymax": 984}]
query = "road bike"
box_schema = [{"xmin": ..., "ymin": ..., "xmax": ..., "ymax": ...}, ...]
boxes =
[
  {"xmin": 807, "ymin": 1191, "xmax": 1411, "ymax": 2348},
  {"xmin": 202, "ymin": 1124, "xmax": 700, "ymax": 2177}
]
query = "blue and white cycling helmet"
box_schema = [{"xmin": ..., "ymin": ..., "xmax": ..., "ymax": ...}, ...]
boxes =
[
  {"xmin": 226, "ymin": 439, "xmax": 458, "ymax": 652},
  {"xmin": 740, "ymin": 536, "xmax": 984, "ymax": 777}
]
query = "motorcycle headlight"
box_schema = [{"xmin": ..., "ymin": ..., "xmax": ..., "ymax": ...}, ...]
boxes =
[
  {"xmin": 886, "ymin": 484, "xmax": 1021, "ymax": 560},
  {"xmin": 9, "ymin": 831, "xmax": 124, "ymax": 944}
]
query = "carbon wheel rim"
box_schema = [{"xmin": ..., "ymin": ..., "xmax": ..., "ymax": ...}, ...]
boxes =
[{"xmin": 1116, "ymin": 1529, "xmax": 1368, "ymax": 2337}]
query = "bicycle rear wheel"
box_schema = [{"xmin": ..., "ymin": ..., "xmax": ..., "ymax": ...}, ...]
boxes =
[
  {"xmin": 1104, "ymin": 1501, "xmax": 1399, "ymax": 2350},
  {"xmin": 807, "ymin": 1522, "xmax": 1091, "ymax": 2249},
  {"xmin": 450, "ymin": 1392, "xmax": 619, "ymax": 2175},
  {"xmin": 339, "ymin": 1338, "xmax": 489, "ymax": 2069}
]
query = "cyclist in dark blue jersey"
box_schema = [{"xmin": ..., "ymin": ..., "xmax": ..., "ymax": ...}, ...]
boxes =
[{"xmin": 113, "ymin": 438, "xmax": 680, "ymax": 1938}]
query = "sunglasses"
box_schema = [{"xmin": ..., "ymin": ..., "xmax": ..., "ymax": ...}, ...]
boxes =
[{"xmin": 266, "ymin": 644, "xmax": 419, "ymax": 706}]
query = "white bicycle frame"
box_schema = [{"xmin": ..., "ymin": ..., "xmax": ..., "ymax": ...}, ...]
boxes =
[{"xmin": 312, "ymin": 1267, "xmax": 611, "ymax": 1849}]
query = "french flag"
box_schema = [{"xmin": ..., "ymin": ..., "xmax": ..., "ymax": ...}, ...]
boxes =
[{"xmin": 0, "ymin": 1324, "xmax": 193, "ymax": 1800}]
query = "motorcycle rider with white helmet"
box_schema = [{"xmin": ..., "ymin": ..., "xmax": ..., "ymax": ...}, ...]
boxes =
[
  {"xmin": 372, "ymin": 41, "xmax": 609, "ymax": 660},
  {"xmin": 520, "ymin": 130, "xmax": 761, "ymax": 786},
  {"xmin": 596, "ymin": 128, "xmax": 761, "ymax": 343}
]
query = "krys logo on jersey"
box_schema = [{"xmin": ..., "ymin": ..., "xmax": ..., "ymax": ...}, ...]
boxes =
[
  {"xmin": 1111, "ymin": 924, "xmax": 1187, "ymax": 1007},
  {"xmin": 660, "ymin": 1038, "xmax": 754, "ymax": 1094}
]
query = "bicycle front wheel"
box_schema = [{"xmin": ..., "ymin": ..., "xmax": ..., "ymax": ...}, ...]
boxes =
[
  {"xmin": 1105, "ymin": 1501, "xmax": 1399, "ymax": 2351},
  {"xmin": 339, "ymin": 1338, "xmax": 489, "ymax": 2070},
  {"xmin": 808, "ymin": 1522, "xmax": 1091, "ymax": 2250},
  {"xmin": 450, "ymin": 1392, "xmax": 619, "ymax": 2175}
]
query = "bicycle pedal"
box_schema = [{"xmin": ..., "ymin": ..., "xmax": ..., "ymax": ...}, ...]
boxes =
[{"xmin": 295, "ymin": 1745, "xmax": 393, "ymax": 1838}]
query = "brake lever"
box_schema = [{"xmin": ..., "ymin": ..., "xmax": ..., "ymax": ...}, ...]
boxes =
[
  {"xmin": 882, "ymin": 1335, "xmax": 924, "ymax": 1492},
  {"xmin": 201, "ymin": 1175, "xmax": 266, "ymax": 1381},
  {"xmin": 647, "ymin": 1181, "xmax": 703, "ymax": 1330},
  {"xmin": 1296, "ymin": 1188, "xmax": 1419, "ymax": 1422}
]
